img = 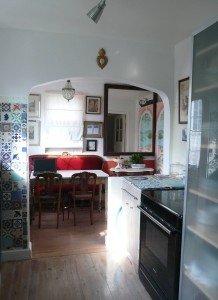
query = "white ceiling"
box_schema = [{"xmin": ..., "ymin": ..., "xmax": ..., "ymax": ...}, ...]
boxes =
[{"xmin": 0, "ymin": 0, "xmax": 218, "ymax": 46}]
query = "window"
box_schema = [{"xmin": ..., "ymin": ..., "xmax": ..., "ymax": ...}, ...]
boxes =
[{"xmin": 44, "ymin": 93, "xmax": 84, "ymax": 149}]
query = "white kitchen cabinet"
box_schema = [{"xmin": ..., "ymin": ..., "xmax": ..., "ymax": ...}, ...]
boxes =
[{"xmin": 122, "ymin": 179, "xmax": 141, "ymax": 268}]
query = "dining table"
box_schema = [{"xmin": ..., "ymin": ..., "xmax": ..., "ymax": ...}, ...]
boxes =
[{"xmin": 29, "ymin": 170, "xmax": 109, "ymax": 221}]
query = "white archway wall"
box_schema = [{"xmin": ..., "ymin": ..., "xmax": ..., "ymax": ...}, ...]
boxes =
[
  {"xmin": 0, "ymin": 28, "xmax": 192, "ymax": 260},
  {"xmin": 0, "ymin": 28, "xmax": 192, "ymax": 171}
]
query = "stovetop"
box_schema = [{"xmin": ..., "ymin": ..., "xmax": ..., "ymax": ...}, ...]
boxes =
[{"xmin": 141, "ymin": 189, "xmax": 184, "ymax": 218}]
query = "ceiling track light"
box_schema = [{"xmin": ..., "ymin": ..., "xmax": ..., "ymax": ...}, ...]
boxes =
[
  {"xmin": 62, "ymin": 80, "xmax": 75, "ymax": 101},
  {"xmin": 87, "ymin": 0, "xmax": 106, "ymax": 24}
]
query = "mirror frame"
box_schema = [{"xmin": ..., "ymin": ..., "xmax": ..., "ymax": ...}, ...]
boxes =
[{"xmin": 104, "ymin": 83, "xmax": 157, "ymax": 156}]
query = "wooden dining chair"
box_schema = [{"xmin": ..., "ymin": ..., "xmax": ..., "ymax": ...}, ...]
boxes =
[
  {"xmin": 69, "ymin": 172, "xmax": 97, "ymax": 226},
  {"xmin": 34, "ymin": 172, "xmax": 62, "ymax": 228}
]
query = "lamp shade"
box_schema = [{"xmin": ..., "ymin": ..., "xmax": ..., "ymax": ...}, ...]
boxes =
[
  {"xmin": 62, "ymin": 80, "xmax": 75, "ymax": 101},
  {"xmin": 87, "ymin": 0, "xmax": 106, "ymax": 24}
]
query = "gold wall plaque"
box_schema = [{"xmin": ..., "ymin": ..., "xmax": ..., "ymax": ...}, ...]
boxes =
[{"xmin": 97, "ymin": 48, "xmax": 108, "ymax": 69}]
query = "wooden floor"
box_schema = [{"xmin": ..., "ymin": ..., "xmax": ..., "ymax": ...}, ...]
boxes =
[
  {"xmin": 1, "ymin": 209, "xmax": 152, "ymax": 300},
  {"xmin": 30, "ymin": 208, "xmax": 107, "ymax": 258}
]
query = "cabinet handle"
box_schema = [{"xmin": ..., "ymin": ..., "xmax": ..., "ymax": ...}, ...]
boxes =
[{"xmin": 122, "ymin": 188, "xmax": 138, "ymax": 200}]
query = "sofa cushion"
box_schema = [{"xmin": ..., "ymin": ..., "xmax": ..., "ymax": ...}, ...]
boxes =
[{"xmin": 56, "ymin": 156, "xmax": 103, "ymax": 170}]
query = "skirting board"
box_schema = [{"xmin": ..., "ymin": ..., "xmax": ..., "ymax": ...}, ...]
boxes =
[{"xmin": 1, "ymin": 242, "xmax": 32, "ymax": 262}]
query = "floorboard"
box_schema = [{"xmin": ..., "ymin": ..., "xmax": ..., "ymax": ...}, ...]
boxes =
[
  {"xmin": 30, "ymin": 209, "xmax": 107, "ymax": 258},
  {"xmin": 1, "ymin": 209, "xmax": 152, "ymax": 300}
]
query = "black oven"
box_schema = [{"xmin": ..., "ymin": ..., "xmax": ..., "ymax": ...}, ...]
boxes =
[{"xmin": 138, "ymin": 189, "xmax": 184, "ymax": 300}]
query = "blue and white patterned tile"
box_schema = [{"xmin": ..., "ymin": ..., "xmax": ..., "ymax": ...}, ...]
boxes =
[
  {"xmin": 12, "ymin": 201, "xmax": 22, "ymax": 210},
  {"xmin": 2, "ymin": 192, "xmax": 11, "ymax": 201},
  {"xmin": 21, "ymin": 127, "xmax": 27, "ymax": 140},
  {"xmin": 12, "ymin": 181, "xmax": 22, "ymax": 191},
  {"xmin": 12, "ymin": 123, "xmax": 21, "ymax": 133},
  {"xmin": 11, "ymin": 103, "xmax": 21, "ymax": 112},
  {"xmin": 2, "ymin": 200, "xmax": 12, "ymax": 210},
  {"xmin": 21, "ymin": 201, "xmax": 27, "ymax": 209},
  {"xmin": 1, "ymin": 122, "xmax": 12, "ymax": 132},
  {"xmin": 12, "ymin": 113, "xmax": 22, "ymax": 123},
  {"xmin": 2, "ymin": 234, "xmax": 13, "ymax": 250},
  {"xmin": 21, "ymin": 103, "xmax": 27, "ymax": 113},
  {"xmin": 1, "ymin": 112, "xmax": 11, "ymax": 122},
  {"xmin": 13, "ymin": 237, "xmax": 23, "ymax": 248},
  {"xmin": 13, "ymin": 210, "xmax": 22, "ymax": 219},
  {"xmin": 1, "ymin": 163, "xmax": 12, "ymax": 170},
  {"xmin": 21, "ymin": 112, "xmax": 27, "ymax": 123},
  {"xmin": 1, "ymin": 132, "xmax": 12, "ymax": 142},
  {"xmin": 1, "ymin": 152, "xmax": 11, "ymax": 163},
  {"xmin": 2, "ymin": 103, "xmax": 11, "ymax": 112},
  {"xmin": 2, "ymin": 181, "xmax": 13, "ymax": 192},
  {"xmin": 2, "ymin": 220, "xmax": 13, "ymax": 229},
  {"xmin": 1, "ymin": 142, "xmax": 11, "ymax": 153},
  {"xmin": 11, "ymin": 191, "xmax": 22, "ymax": 201},
  {"xmin": 13, "ymin": 219, "xmax": 22, "ymax": 228},
  {"xmin": 2, "ymin": 210, "xmax": 15, "ymax": 220},
  {"xmin": 11, "ymin": 133, "xmax": 22, "ymax": 143},
  {"xmin": 22, "ymin": 211, "xmax": 27, "ymax": 218}
]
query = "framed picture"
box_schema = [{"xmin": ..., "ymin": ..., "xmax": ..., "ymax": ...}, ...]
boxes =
[
  {"xmin": 28, "ymin": 94, "xmax": 41, "ymax": 118},
  {"xmin": 28, "ymin": 120, "xmax": 40, "ymax": 145},
  {"xmin": 86, "ymin": 96, "xmax": 101, "ymax": 114},
  {"xmin": 86, "ymin": 140, "xmax": 97, "ymax": 151},
  {"xmin": 179, "ymin": 77, "xmax": 189, "ymax": 124},
  {"xmin": 84, "ymin": 121, "xmax": 103, "ymax": 138}
]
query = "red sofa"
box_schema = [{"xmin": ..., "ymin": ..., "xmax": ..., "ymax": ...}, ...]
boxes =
[
  {"xmin": 29, "ymin": 154, "xmax": 104, "ymax": 175},
  {"xmin": 29, "ymin": 154, "xmax": 155, "ymax": 176}
]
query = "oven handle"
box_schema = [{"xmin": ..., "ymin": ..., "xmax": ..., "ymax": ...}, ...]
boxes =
[{"xmin": 137, "ymin": 206, "xmax": 176, "ymax": 235}]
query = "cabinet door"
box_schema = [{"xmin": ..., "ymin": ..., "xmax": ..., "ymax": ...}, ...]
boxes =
[{"xmin": 122, "ymin": 184, "xmax": 140, "ymax": 267}]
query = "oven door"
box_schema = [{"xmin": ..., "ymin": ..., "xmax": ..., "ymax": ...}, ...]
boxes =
[{"xmin": 138, "ymin": 206, "xmax": 181, "ymax": 300}]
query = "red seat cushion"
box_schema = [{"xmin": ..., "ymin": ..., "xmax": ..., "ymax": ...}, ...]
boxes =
[{"xmin": 56, "ymin": 156, "xmax": 103, "ymax": 170}]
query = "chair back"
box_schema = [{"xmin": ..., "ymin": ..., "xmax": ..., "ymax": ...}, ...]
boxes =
[
  {"xmin": 35, "ymin": 172, "xmax": 62, "ymax": 198},
  {"xmin": 70, "ymin": 172, "xmax": 97, "ymax": 197}
]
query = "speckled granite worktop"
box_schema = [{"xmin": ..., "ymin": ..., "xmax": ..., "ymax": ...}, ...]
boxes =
[{"xmin": 124, "ymin": 175, "xmax": 185, "ymax": 190}]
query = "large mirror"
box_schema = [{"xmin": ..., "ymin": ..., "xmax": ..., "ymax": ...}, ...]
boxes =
[{"xmin": 104, "ymin": 84, "xmax": 157, "ymax": 156}]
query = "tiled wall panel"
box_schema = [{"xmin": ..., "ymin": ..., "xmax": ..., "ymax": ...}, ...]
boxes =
[{"xmin": 0, "ymin": 99, "xmax": 28, "ymax": 250}]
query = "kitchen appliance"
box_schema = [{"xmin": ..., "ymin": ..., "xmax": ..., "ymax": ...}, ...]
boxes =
[{"xmin": 138, "ymin": 188, "xmax": 184, "ymax": 300}]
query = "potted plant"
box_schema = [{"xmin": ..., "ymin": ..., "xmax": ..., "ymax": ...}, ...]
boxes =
[{"xmin": 129, "ymin": 153, "xmax": 145, "ymax": 168}]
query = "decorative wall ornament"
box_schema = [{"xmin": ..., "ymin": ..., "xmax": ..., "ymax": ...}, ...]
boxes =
[{"xmin": 97, "ymin": 48, "xmax": 108, "ymax": 69}]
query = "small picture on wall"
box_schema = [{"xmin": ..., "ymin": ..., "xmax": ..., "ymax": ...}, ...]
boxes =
[
  {"xmin": 86, "ymin": 96, "xmax": 101, "ymax": 114},
  {"xmin": 182, "ymin": 128, "xmax": 187, "ymax": 141},
  {"xmin": 29, "ymin": 120, "xmax": 40, "ymax": 145},
  {"xmin": 84, "ymin": 121, "xmax": 103, "ymax": 138},
  {"xmin": 86, "ymin": 140, "xmax": 97, "ymax": 151},
  {"xmin": 28, "ymin": 94, "xmax": 41, "ymax": 118}
]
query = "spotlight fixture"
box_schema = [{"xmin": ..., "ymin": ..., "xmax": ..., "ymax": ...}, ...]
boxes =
[
  {"xmin": 62, "ymin": 80, "xmax": 75, "ymax": 101},
  {"xmin": 87, "ymin": 0, "xmax": 106, "ymax": 24}
]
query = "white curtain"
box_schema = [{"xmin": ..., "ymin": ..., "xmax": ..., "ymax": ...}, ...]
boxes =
[{"xmin": 44, "ymin": 93, "xmax": 84, "ymax": 148}]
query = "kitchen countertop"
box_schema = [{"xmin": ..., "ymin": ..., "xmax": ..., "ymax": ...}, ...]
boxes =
[{"xmin": 124, "ymin": 174, "xmax": 185, "ymax": 190}]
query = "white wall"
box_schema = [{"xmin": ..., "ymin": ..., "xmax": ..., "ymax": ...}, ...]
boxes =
[
  {"xmin": 0, "ymin": 28, "xmax": 175, "ymax": 172},
  {"xmin": 172, "ymin": 37, "xmax": 192, "ymax": 169}
]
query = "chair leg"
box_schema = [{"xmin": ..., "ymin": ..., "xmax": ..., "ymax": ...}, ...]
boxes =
[
  {"xmin": 90, "ymin": 199, "xmax": 93, "ymax": 225},
  {"xmin": 38, "ymin": 202, "xmax": 41, "ymax": 229},
  {"xmin": 73, "ymin": 198, "xmax": 76, "ymax": 226},
  {"xmin": 57, "ymin": 200, "xmax": 60, "ymax": 229}
]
